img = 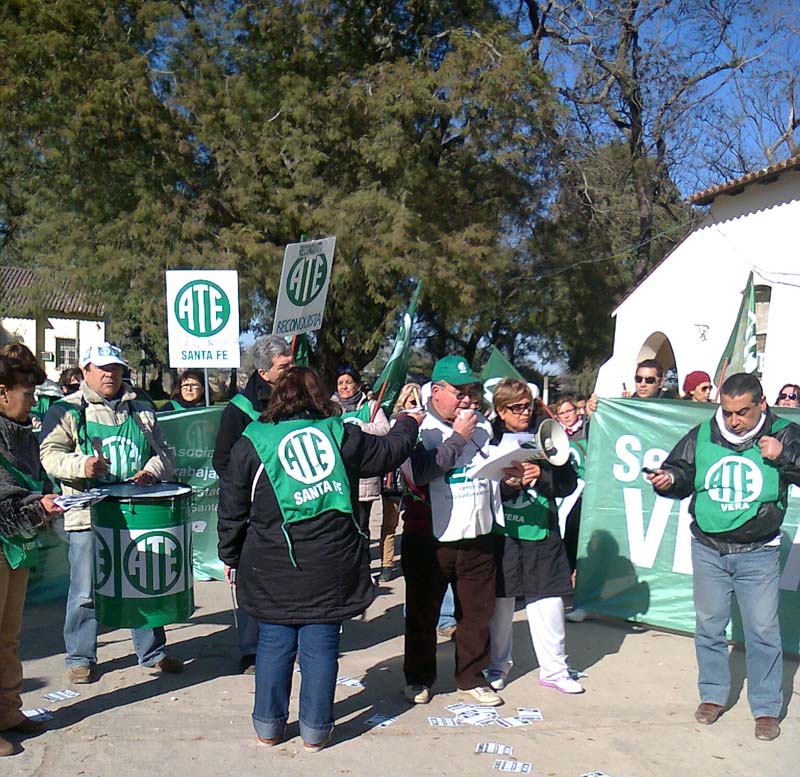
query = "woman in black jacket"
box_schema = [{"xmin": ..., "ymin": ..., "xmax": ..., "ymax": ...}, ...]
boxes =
[
  {"xmin": 162, "ymin": 369, "xmax": 209, "ymax": 411},
  {"xmin": 0, "ymin": 353, "xmax": 63, "ymax": 756},
  {"xmin": 217, "ymin": 367, "xmax": 422, "ymax": 751}
]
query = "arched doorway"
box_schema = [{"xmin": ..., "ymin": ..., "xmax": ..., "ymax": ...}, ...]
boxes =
[{"xmin": 637, "ymin": 331, "xmax": 678, "ymax": 396}]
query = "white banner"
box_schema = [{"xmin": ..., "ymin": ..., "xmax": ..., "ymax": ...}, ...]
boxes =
[
  {"xmin": 166, "ymin": 270, "xmax": 240, "ymax": 368},
  {"xmin": 273, "ymin": 237, "xmax": 336, "ymax": 336}
]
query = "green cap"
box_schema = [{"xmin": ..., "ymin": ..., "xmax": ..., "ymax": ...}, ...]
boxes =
[{"xmin": 431, "ymin": 355, "xmax": 479, "ymax": 386}]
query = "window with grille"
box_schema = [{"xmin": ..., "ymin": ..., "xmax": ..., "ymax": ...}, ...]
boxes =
[{"xmin": 56, "ymin": 338, "xmax": 77, "ymax": 369}]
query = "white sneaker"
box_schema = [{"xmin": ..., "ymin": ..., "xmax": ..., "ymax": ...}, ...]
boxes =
[
  {"xmin": 462, "ymin": 686, "xmax": 504, "ymax": 706},
  {"xmin": 404, "ymin": 684, "xmax": 431, "ymax": 704},
  {"xmin": 539, "ymin": 674, "xmax": 584, "ymax": 694},
  {"xmin": 485, "ymin": 671, "xmax": 507, "ymax": 691}
]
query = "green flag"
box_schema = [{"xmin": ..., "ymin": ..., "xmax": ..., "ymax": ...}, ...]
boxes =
[
  {"xmin": 714, "ymin": 271, "xmax": 757, "ymax": 385},
  {"xmin": 372, "ymin": 281, "xmax": 422, "ymax": 413},
  {"xmin": 479, "ymin": 346, "xmax": 524, "ymax": 405},
  {"xmin": 293, "ymin": 333, "xmax": 311, "ymax": 367}
]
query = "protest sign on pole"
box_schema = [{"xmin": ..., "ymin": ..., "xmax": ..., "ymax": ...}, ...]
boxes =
[
  {"xmin": 577, "ymin": 398, "xmax": 800, "ymax": 653},
  {"xmin": 166, "ymin": 270, "xmax": 241, "ymax": 368},
  {"xmin": 273, "ymin": 237, "xmax": 336, "ymax": 337}
]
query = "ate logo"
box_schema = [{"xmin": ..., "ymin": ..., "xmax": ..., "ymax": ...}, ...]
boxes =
[
  {"xmin": 279, "ymin": 428, "xmax": 335, "ymax": 485},
  {"xmin": 287, "ymin": 253, "xmax": 328, "ymax": 306},
  {"xmin": 123, "ymin": 531, "xmax": 183, "ymax": 595},
  {"xmin": 704, "ymin": 456, "xmax": 763, "ymax": 506},
  {"xmin": 175, "ymin": 280, "xmax": 231, "ymax": 336},
  {"xmin": 506, "ymin": 488, "xmax": 535, "ymax": 509},
  {"xmin": 101, "ymin": 436, "xmax": 141, "ymax": 479},
  {"xmin": 94, "ymin": 531, "xmax": 113, "ymax": 590},
  {"xmin": 444, "ymin": 467, "xmax": 471, "ymax": 485}
]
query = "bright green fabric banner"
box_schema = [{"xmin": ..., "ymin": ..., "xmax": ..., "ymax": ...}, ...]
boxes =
[
  {"xmin": 158, "ymin": 406, "xmax": 225, "ymax": 582},
  {"xmin": 577, "ymin": 398, "xmax": 800, "ymax": 653}
]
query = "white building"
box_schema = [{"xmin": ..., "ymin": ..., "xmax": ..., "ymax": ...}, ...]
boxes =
[
  {"xmin": 595, "ymin": 155, "xmax": 800, "ymax": 402},
  {"xmin": 0, "ymin": 266, "xmax": 106, "ymax": 382}
]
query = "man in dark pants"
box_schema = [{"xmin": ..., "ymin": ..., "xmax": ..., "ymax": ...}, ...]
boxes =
[
  {"xmin": 213, "ymin": 335, "xmax": 293, "ymax": 673},
  {"xmin": 647, "ymin": 372, "xmax": 800, "ymax": 741},
  {"xmin": 402, "ymin": 355, "xmax": 503, "ymax": 706}
]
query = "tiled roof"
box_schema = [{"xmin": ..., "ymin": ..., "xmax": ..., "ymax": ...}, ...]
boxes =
[
  {"xmin": 689, "ymin": 155, "xmax": 800, "ymax": 205},
  {"xmin": 0, "ymin": 266, "xmax": 105, "ymax": 318}
]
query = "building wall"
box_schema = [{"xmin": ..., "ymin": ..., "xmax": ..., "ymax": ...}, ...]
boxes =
[
  {"xmin": 595, "ymin": 170, "xmax": 800, "ymax": 402},
  {"xmin": 0, "ymin": 315, "xmax": 106, "ymax": 381}
]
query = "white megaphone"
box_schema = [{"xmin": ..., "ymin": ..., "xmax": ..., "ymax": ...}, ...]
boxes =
[{"xmin": 521, "ymin": 418, "xmax": 570, "ymax": 466}]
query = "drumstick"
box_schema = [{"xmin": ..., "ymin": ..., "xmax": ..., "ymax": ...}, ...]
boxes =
[
  {"xmin": 229, "ymin": 568, "xmax": 239, "ymax": 629},
  {"xmin": 90, "ymin": 436, "xmax": 107, "ymax": 461}
]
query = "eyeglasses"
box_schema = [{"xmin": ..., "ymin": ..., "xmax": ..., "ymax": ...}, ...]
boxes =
[
  {"xmin": 182, "ymin": 382, "xmax": 202, "ymax": 390},
  {"xmin": 634, "ymin": 375, "xmax": 658, "ymax": 384},
  {"xmin": 779, "ymin": 392, "xmax": 798, "ymax": 401},
  {"xmin": 441, "ymin": 383, "xmax": 472, "ymax": 401},
  {"xmin": 505, "ymin": 401, "xmax": 532, "ymax": 415},
  {"xmin": 556, "ymin": 406, "xmax": 576, "ymax": 417},
  {"xmin": 67, "ymin": 383, "xmax": 81, "ymax": 390}
]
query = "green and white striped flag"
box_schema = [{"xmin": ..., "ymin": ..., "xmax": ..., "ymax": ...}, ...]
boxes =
[
  {"xmin": 714, "ymin": 271, "xmax": 757, "ymax": 386},
  {"xmin": 372, "ymin": 281, "xmax": 422, "ymax": 413}
]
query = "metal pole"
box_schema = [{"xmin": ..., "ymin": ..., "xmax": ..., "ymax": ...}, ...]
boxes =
[{"xmin": 204, "ymin": 368, "xmax": 210, "ymax": 407}]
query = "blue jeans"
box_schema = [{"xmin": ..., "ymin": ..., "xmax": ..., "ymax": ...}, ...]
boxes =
[
  {"xmin": 691, "ymin": 539, "xmax": 783, "ymax": 718},
  {"xmin": 253, "ymin": 622, "xmax": 340, "ymax": 744},
  {"xmin": 63, "ymin": 530, "xmax": 167, "ymax": 668},
  {"xmin": 237, "ymin": 610, "xmax": 259, "ymax": 657},
  {"xmin": 438, "ymin": 584, "xmax": 456, "ymax": 630}
]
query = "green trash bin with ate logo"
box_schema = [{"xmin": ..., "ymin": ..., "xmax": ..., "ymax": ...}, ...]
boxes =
[{"xmin": 91, "ymin": 482, "xmax": 195, "ymax": 629}]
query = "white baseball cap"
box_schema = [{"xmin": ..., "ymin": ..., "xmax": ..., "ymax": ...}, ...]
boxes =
[{"xmin": 81, "ymin": 342, "xmax": 128, "ymax": 368}]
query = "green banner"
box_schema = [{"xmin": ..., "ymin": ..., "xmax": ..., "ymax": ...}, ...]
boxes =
[
  {"xmin": 26, "ymin": 405, "xmax": 225, "ymax": 606},
  {"xmin": 577, "ymin": 398, "xmax": 800, "ymax": 653},
  {"xmin": 158, "ymin": 406, "xmax": 225, "ymax": 582}
]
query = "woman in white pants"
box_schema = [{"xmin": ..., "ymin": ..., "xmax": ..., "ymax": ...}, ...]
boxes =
[{"xmin": 486, "ymin": 379, "xmax": 583, "ymax": 694}]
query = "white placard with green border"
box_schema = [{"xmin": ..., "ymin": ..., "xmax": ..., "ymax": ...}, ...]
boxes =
[
  {"xmin": 272, "ymin": 237, "xmax": 336, "ymax": 337},
  {"xmin": 166, "ymin": 270, "xmax": 241, "ymax": 368}
]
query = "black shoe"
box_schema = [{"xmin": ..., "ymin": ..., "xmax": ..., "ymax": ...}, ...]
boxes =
[
  {"xmin": 379, "ymin": 567, "xmax": 393, "ymax": 583},
  {"xmin": 239, "ymin": 654, "xmax": 256, "ymax": 675}
]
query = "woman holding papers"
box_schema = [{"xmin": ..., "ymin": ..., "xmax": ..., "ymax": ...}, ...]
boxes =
[
  {"xmin": 486, "ymin": 379, "xmax": 583, "ymax": 694},
  {"xmin": 0, "ymin": 353, "xmax": 63, "ymax": 756},
  {"xmin": 218, "ymin": 367, "xmax": 421, "ymax": 751}
]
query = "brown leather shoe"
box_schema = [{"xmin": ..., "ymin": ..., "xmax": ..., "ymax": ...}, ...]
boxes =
[
  {"xmin": 257, "ymin": 735, "xmax": 282, "ymax": 747},
  {"xmin": 754, "ymin": 716, "xmax": 780, "ymax": 741},
  {"xmin": 154, "ymin": 656, "xmax": 183, "ymax": 674},
  {"xmin": 694, "ymin": 702, "xmax": 724, "ymax": 725},
  {"xmin": 0, "ymin": 736, "xmax": 14, "ymax": 757}
]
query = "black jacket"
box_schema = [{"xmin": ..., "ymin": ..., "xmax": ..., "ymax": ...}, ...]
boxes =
[
  {"xmin": 212, "ymin": 371, "xmax": 272, "ymax": 478},
  {"xmin": 217, "ymin": 415, "xmax": 419, "ymax": 624},
  {"xmin": 659, "ymin": 408, "xmax": 800, "ymax": 547}
]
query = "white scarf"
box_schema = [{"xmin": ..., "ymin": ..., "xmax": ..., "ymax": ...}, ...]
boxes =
[{"xmin": 714, "ymin": 406, "xmax": 767, "ymax": 446}]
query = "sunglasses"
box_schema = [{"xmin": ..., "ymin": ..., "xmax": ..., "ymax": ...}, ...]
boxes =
[
  {"xmin": 505, "ymin": 401, "xmax": 532, "ymax": 415},
  {"xmin": 779, "ymin": 392, "xmax": 798, "ymax": 401},
  {"xmin": 634, "ymin": 375, "xmax": 658, "ymax": 384}
]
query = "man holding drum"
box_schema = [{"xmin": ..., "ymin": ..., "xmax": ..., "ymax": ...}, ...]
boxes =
[{"xmin": 40, "ymin": 342, "xmax": 182, "ymax": 684}]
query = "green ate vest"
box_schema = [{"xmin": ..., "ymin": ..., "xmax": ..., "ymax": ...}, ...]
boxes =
[
  {"xmin": 243, "ymin": 417, "xmax": 354, "ymax": 566},
  {"xmin": 341, "ymin": 402, "xmax": 372, "ymax": 424},
  {"xmin": 0, "ymin": 452, "xmax": 46, "ymax": 569},
  {"xmin": 693, "ymin": 416, "xmax": 790, "ymax": 534},
  {"xmin": 63, "ymin": 400, "xmax": 151, "ymax": 483},
  {"xmin": 494, "ymin": 485, "xmax": 551, "ymax": 542},
  {"xmin": 231, "ymin": 393, "xmax": 261, "ymax": 422}
]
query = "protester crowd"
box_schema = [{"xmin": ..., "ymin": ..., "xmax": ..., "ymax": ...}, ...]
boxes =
[{"xmin": 1, "ymin": 337, "xmax": 797, "ymax": 756}]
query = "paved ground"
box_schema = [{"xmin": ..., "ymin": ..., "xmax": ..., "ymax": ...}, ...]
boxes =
[{"xmin": 9, "ymin": 544, "xmax": 799, "ymax": 777}]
